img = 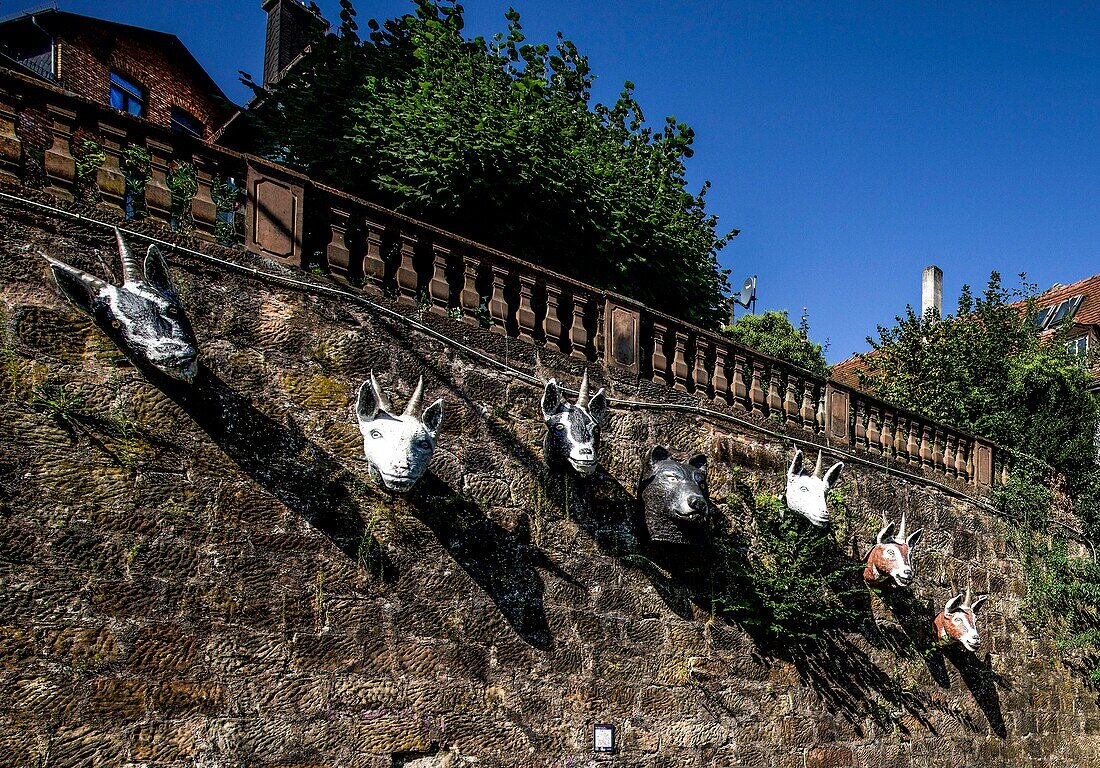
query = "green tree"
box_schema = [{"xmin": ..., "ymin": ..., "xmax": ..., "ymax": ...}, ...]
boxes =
[
  {"xmin": 721, "ymin": 310, "xmax": 829, "ymax": 377},
  {"xmin": 858, "ymin": 272, "xmax": 1100, "ymax": 530},
  {"xmin": 238, "ymin": 0, "xmax": 736, "ymax": 326}
]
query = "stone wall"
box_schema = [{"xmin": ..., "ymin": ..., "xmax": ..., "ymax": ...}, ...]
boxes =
[{"xmin": 1, "ymin": 197, "xmax": 1099, "ymax": 767}]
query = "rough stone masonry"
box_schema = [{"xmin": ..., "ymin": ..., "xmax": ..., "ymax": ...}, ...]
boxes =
[{"xmin": 1, "ymin": 196, "xmax": 1099, "ymax": 767}]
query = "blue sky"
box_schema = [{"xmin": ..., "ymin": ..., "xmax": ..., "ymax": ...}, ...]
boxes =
[{"xmin": 24, "ymin": 0, "xmax": 1100, "ymax": 362}]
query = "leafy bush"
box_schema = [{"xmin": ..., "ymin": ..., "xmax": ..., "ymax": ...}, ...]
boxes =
[
  {"xmin": 721, "ymin": 310, "xmax": 829, "ymax": 377},
  {"xmin": 237, "ymin": 0, "xmax": 736, "ymax": 327},
  {"xmin": 711, "ymin": 491, "xmax": 863, "ymax": 643}
]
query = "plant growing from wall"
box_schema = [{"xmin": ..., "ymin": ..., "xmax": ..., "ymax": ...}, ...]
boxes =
[
  {"xmin": 211, "ymin": 175, "xmax": 240, "ymax": 246},
  {"xmin": 120, "ymin": 145, "xmax": 151, "ymax": 220},
  {"xmin": 709, "ymin": 490, "xmax": 863, "ymax": 643},
  {"xmin": 167, "ymin": 161, "xmax": 198, "ymax": 234},
  {"xmin": 73, "ymin": 138, "xmax": 106, "ymax": 205}
]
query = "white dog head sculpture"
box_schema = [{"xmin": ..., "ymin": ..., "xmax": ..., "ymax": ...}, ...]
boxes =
[
  {"xmin": 355, "ymin": 374, "xmax": 443, "ymax": 493},
  {"xmin": 784, "ymin": 448, "xmax": 844, "ymax": 527}
]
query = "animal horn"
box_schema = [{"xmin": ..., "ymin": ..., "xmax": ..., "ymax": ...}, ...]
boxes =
[
  {"xmin": 370, "ymin": 372, "xmax": 393, "ymax": 413},
  {"xmin": 577, "ymin": 370, "xmax": 589, "ymax": 406},
  {"xmin": 897, "ymin": 509, "xmax": 907, "ymax": 542},
  {"xmin": 404, "ymin": 376, "xmax": 424, "ymax": 416},
  {"xmin": 964, "ymin": 584, "xmax": 973, "ymax": 609},
  {"xmin": 813, "ymin": 450, "xmax": 824, "ymax": 478},
  {"xmin": 115, "ymin": 227, "xmax": 142, "ymax": 284}
]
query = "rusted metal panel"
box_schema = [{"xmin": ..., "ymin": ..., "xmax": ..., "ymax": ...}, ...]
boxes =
[
  {"xmin": 604, "ymin": 299, "xmax": 641, "ymax": 374},
  {"xmin": 246, "ymin": 163, "xmax": 303, "ymax": 266}
]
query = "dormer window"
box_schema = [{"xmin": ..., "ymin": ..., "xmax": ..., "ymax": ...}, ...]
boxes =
[
  {"xmin": 170, "ymin": 107, "xmax": 204, "ymax": 138},
  {"xmin": 109, "ymin": 71, "xmax": 145, "ymax": 117},
  {"xmin": 1067, "ymin": 335, "xmax": 1089, "ymax": 358}
]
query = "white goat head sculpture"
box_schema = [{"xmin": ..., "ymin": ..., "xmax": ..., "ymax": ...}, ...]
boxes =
[
  {"xmin": 934, "ymin": 587, "xmax": 989, "ymax": 652},
  {"xmin": 355, "ymin": 374, "xmax": 444, "ymax": 493},
  {"xmin": 863, "ymin": 510, "xmax": 924, "ymax": 587},
  {"xmin": 44, "ymin": 228, "xmax": 199, "ymax": 381},
  {"xmin": 784, "ymin": 449, "xmax": 844, "ymax": 527},
  {"xmin": 541, "ymin": 371, "xmax": 609, "ymax": 477}
]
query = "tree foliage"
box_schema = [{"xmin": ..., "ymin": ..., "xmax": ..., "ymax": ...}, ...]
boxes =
[
  {"xmin": 239, "ymin": 0, "xmax": 736, "ymax": 326},
  {"xmin": 721, "ymin": 310, "xmax": 829, "ymax": 377},
  {"xmin": 857, "ymin": 272, "xmax": 1100, "ymax": 517}
]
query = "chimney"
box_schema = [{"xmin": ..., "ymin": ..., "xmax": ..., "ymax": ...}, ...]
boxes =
[
  {"xmin": 262, "ymin": 0, "xmax": 326, "ymax": 87},
  {"xmin": 922, "ymin": 265, "xmax": 943, "ymax": 319}
]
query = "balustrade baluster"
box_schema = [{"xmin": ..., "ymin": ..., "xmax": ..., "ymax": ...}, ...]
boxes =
[
  {"xmin": 671, "ymin": 331, "xmax": 690, "ymax": 392},
  {"xmin": 516, "ymin": 273, "xmax": 537, "ymax": 342},
  {"xmin": 750, "ymin": 361, "xmax": 767, "ymax": 414},
  {"xmin": 428, "ymin": 242, "xmax": 452, "ymax": 316},
  {"xmin": 395, "ymin": 231, "xmax": 419, "ymax": 307},
  {"xmin": 906, "ymin": 420, "xmax": 921, "ymax": 466},
  {"xmin": 569, "ymin": 291, "xmax": 590, "ymax": 359},
  {"xmin": 767, "ymin": 367, "xmax": 783, "ymax": 416},
  {"xmin": 711, "ymin": 342, "xmax": 731, "ymax": 405},
  {"xmin": 919, "ymin": 425, "xmax": 932, "ymax": 468},
  {"xmin": 693, "ymin": 338, "xmax": 711, "ymax": 397},
  {"xmin": 784, "ymin": 375, "xmax": 800, "ymax": 427},
  {"xmin": 360, "ymin": 216, "xmax": 386, "ymax": 295},
  {"xmin": 866, "ymin": 406, "xmax": 881, "ymax": 455},
  {"xmin": 651, "ymin": 323, "xmax": 669, "ymax": 385},
  {"xmin": 543, "ymin": 283, "xmax": 563, "ymax": 353},
  {"xmin": 487, "ymin": 262, "xmax": 509, "ymax": 335},
  {"xmin": 144, "ymin": 136, "xmax": 173, "ymax": 225},
  {"xmin": 957, "ymin": 439, "xmax": 971, "ymax": 481},
  {"xmin": 816, "ymin": 388, "xmax": 826, "ymax": 433},
  {"xmin": 191, "ymin": 154, "xmax": 218, "ymax": 241},
  {"xmin": 943, "ymin": 434, "xmax": 957, "ymax": 478},
  {"xmin": 326, "ymin": 206, "xmax": 352, "ymax": 279},
  {"xmin": 854, "ymin": 400, "xmax": 867, "ymax": 450},
  {"xmin": 894, "ymin": 415, "xmax": 908, "ymax": 459},
  {"xmin": 931, "ymin": 429, "xmax": 944, "ymax": 474},
  {"xmin": 880, "ymin": 411, "xmax": 895, "ymax": 458},
  {"xmin": 800, "ymin": 380, "xmax": 815, "ymax": 430},
  {"xmin": 43, "ymin": 104, "xmax": 76, "ymax": 199},
  {"xmin": 96, "ymin": 123, "xmax": 126, "ymax": 212},
  {"xmin": 0, "ymin": 93, "xmax": 20, "ymax": 179}
]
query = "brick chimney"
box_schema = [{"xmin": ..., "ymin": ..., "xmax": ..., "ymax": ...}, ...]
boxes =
[
  {"xmin": 262, "ymin": 0, "xmax": 326, "ymax": 87},
  {"xmin": 922, "ymin": 265, "xmax": 943, "ymax": 319}
]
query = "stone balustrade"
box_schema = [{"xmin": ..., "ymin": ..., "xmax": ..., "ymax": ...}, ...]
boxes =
[{"xmin": 0, "ymin": 65, "xmax": 1005, "ymax": 492}]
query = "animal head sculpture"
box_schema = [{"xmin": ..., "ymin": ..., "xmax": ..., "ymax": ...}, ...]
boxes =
[
  {"xmin": 637, "ymin": 446, "xmax": 710, "ymax": 546},
  {"xmin": 43, "ymin": 229, "xmax": 198, "ymax": 381},
  {"xmin": 933, "ymin": 587, "xmax": 989, "ymax": 652},
  {"xmin": 784, "ymin": 449, "xmax": 844, "ymax": 527},
  {"xmin": 541, "ymin": 372, "xmax": 608, "ymax": 477},
  {"xmin": 355, "ymin": 374, "xmax": 444, "ymax": 493},
  {"xmin": 864, "ymin": 511, "xmax": 924, "ymax": 587}
]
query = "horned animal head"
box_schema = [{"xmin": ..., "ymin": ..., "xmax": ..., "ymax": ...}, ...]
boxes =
[
  {"xmin": 355, "ymin": 374, "xmax": 444, "ymax": 493},
  {"xmin": 864, "ymin": 510, "xmax": 924, "ymax": 587},
  {"xmin": 43, "ymin": 229, "xmax": 199, "ymax": 381},
  {"xmin": 541, "ymin": 371, "xmax": 608, "ymax": 477},
  {"xmin": 934, "ymin": 587, "xmax": 989, "ymax": 652},
  {"xmin": 784, "ymin": 449, "xmax": 844, "ymax": 527},
  {"xmin": 637, "ymin": 446, "xmax": 710, "ymax": 546}
]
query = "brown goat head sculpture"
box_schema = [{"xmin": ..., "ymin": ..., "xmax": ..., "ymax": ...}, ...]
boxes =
[
  {"xmin": 863, "ymin": 510, "xmax": 923, "ymax": 587},
  {"xmin": 933, "ymin": 587, "xmax": 989, "ymax": 652}
]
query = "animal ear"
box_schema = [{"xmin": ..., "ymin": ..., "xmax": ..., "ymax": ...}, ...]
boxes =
[
  {"xmin": 648, "ymin": 446, "xmax": 670, "ymax": 466},
  {"xmin": 356, "ymin": 380, "xmax": 380, "ymax": 422},
  {"xmin": 823, "ymin": 462, "xmax": 844, "ymax": 488},
  {"xmin": 944, "ymin": 593, "xmax": 964, "ymax": 615},
  {"xmin": 143, "ymin": 244, "xmax": 176, "ymax": 294},
  {"xmin": 687, "ymin": 454, "xmax": 707, "ymax": 472},
  {"xmin": 907, "ymin": 528, "xmax": 924, "ymax": 549},
  {"xmin": 541, "ymin": 379, "xmax": 562, "ymax": 421},
  {"xmin": 788, "ymin": 449, "xmax": 804, "ymax": 478},
  {"xmin": 45, "ymin": 255, "xmax": 106, "ymax": 313},
  {"xmin": 422, "ymin": 398, "xmax": 444, "ymax": 438},
  {"xmin": 971, "ymin": 594, "xmax": 988, "ymax": 614},
  {"xmin": 876, "ymin": 522, "xmax": 895, "ymax": 545},
  {"xmin": 588, "ymin": 388, "xmax": 608, "ymax": 424}
]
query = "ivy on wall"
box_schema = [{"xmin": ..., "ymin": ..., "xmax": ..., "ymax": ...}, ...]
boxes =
[
  {"xmin": 167, "ymin": 161, "xmax": 198, "ymax": 234},
  {"xmin": 120, "ymin": 145, "xmax": 151, "ymax": 220}
]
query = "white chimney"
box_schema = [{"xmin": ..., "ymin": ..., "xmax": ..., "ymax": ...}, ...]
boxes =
[{"xmin": 922, "ymin": 265, "xmax": 943, "ymax": 319}]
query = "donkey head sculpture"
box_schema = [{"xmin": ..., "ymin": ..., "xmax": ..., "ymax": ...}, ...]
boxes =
[
  {"xmin": 541, "ymin": 371, "xmax": 609, "ymax": 477},
  {"xmin": 933, "ymin": 587, "xmax": 989, "ymax": 652},
  {"xmin": 638, "ymin": 446, "xmax": 710, "ymax": 546},
  {"xmin": 356, "ymin": 374, "xmax": 444, "ymax": 493},
  {"xmin": 44, "ymin": 228, "xmax": 199, "ymax": 381},
  {"xmin": 784, "ymin": 449, "xmax": 844, "ymax": 527},
  {"xmin": 864, "ymin": 511, "xmax": 924, "ymax": 587}
]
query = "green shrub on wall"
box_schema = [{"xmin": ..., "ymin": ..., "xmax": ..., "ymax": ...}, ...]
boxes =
[
  {"xmin": 167, "ymin": 161, "xmax": 198, "ymax": 234},
  {"xmin": 121, "ymin": 145, "xmax": 151, "ymax": 220},
  {"xmin": 73, "ymin": 138, "xmax": 106, "ymax": 205}
]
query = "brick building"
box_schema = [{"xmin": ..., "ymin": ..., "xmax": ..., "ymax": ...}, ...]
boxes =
[{"xmin": 0, "ymin": 6, "xmax": 233, "ymax": 139}]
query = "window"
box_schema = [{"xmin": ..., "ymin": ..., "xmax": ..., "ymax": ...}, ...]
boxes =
[
  {"xmin": 1067, "ymin": 335, "xmax": 1089, "ymax": 357},
  {"xmin": 1035, "ymin": 295, "xmax": 1084, "ymax": 331},
  {"xmin": 109, "ymin": 71, "xmax": 144, "ymax": 117},
  {"xmin": 170, "ymin": 107, "xmax": 204, "ymax": 138}
]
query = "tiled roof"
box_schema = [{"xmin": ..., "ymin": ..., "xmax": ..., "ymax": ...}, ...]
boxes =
[
  {"xmin": 830, "ymin": 355, "xmax": 868, "ymax": 388},
  {"xmin": 1021, "ymin": 272, "xmax": 1100, "ymax": 327}
]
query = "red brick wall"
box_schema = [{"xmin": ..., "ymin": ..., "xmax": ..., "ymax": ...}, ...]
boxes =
[{"xmin": 57, "ymin": 26, "xmax": 230, "ymax": 138}]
